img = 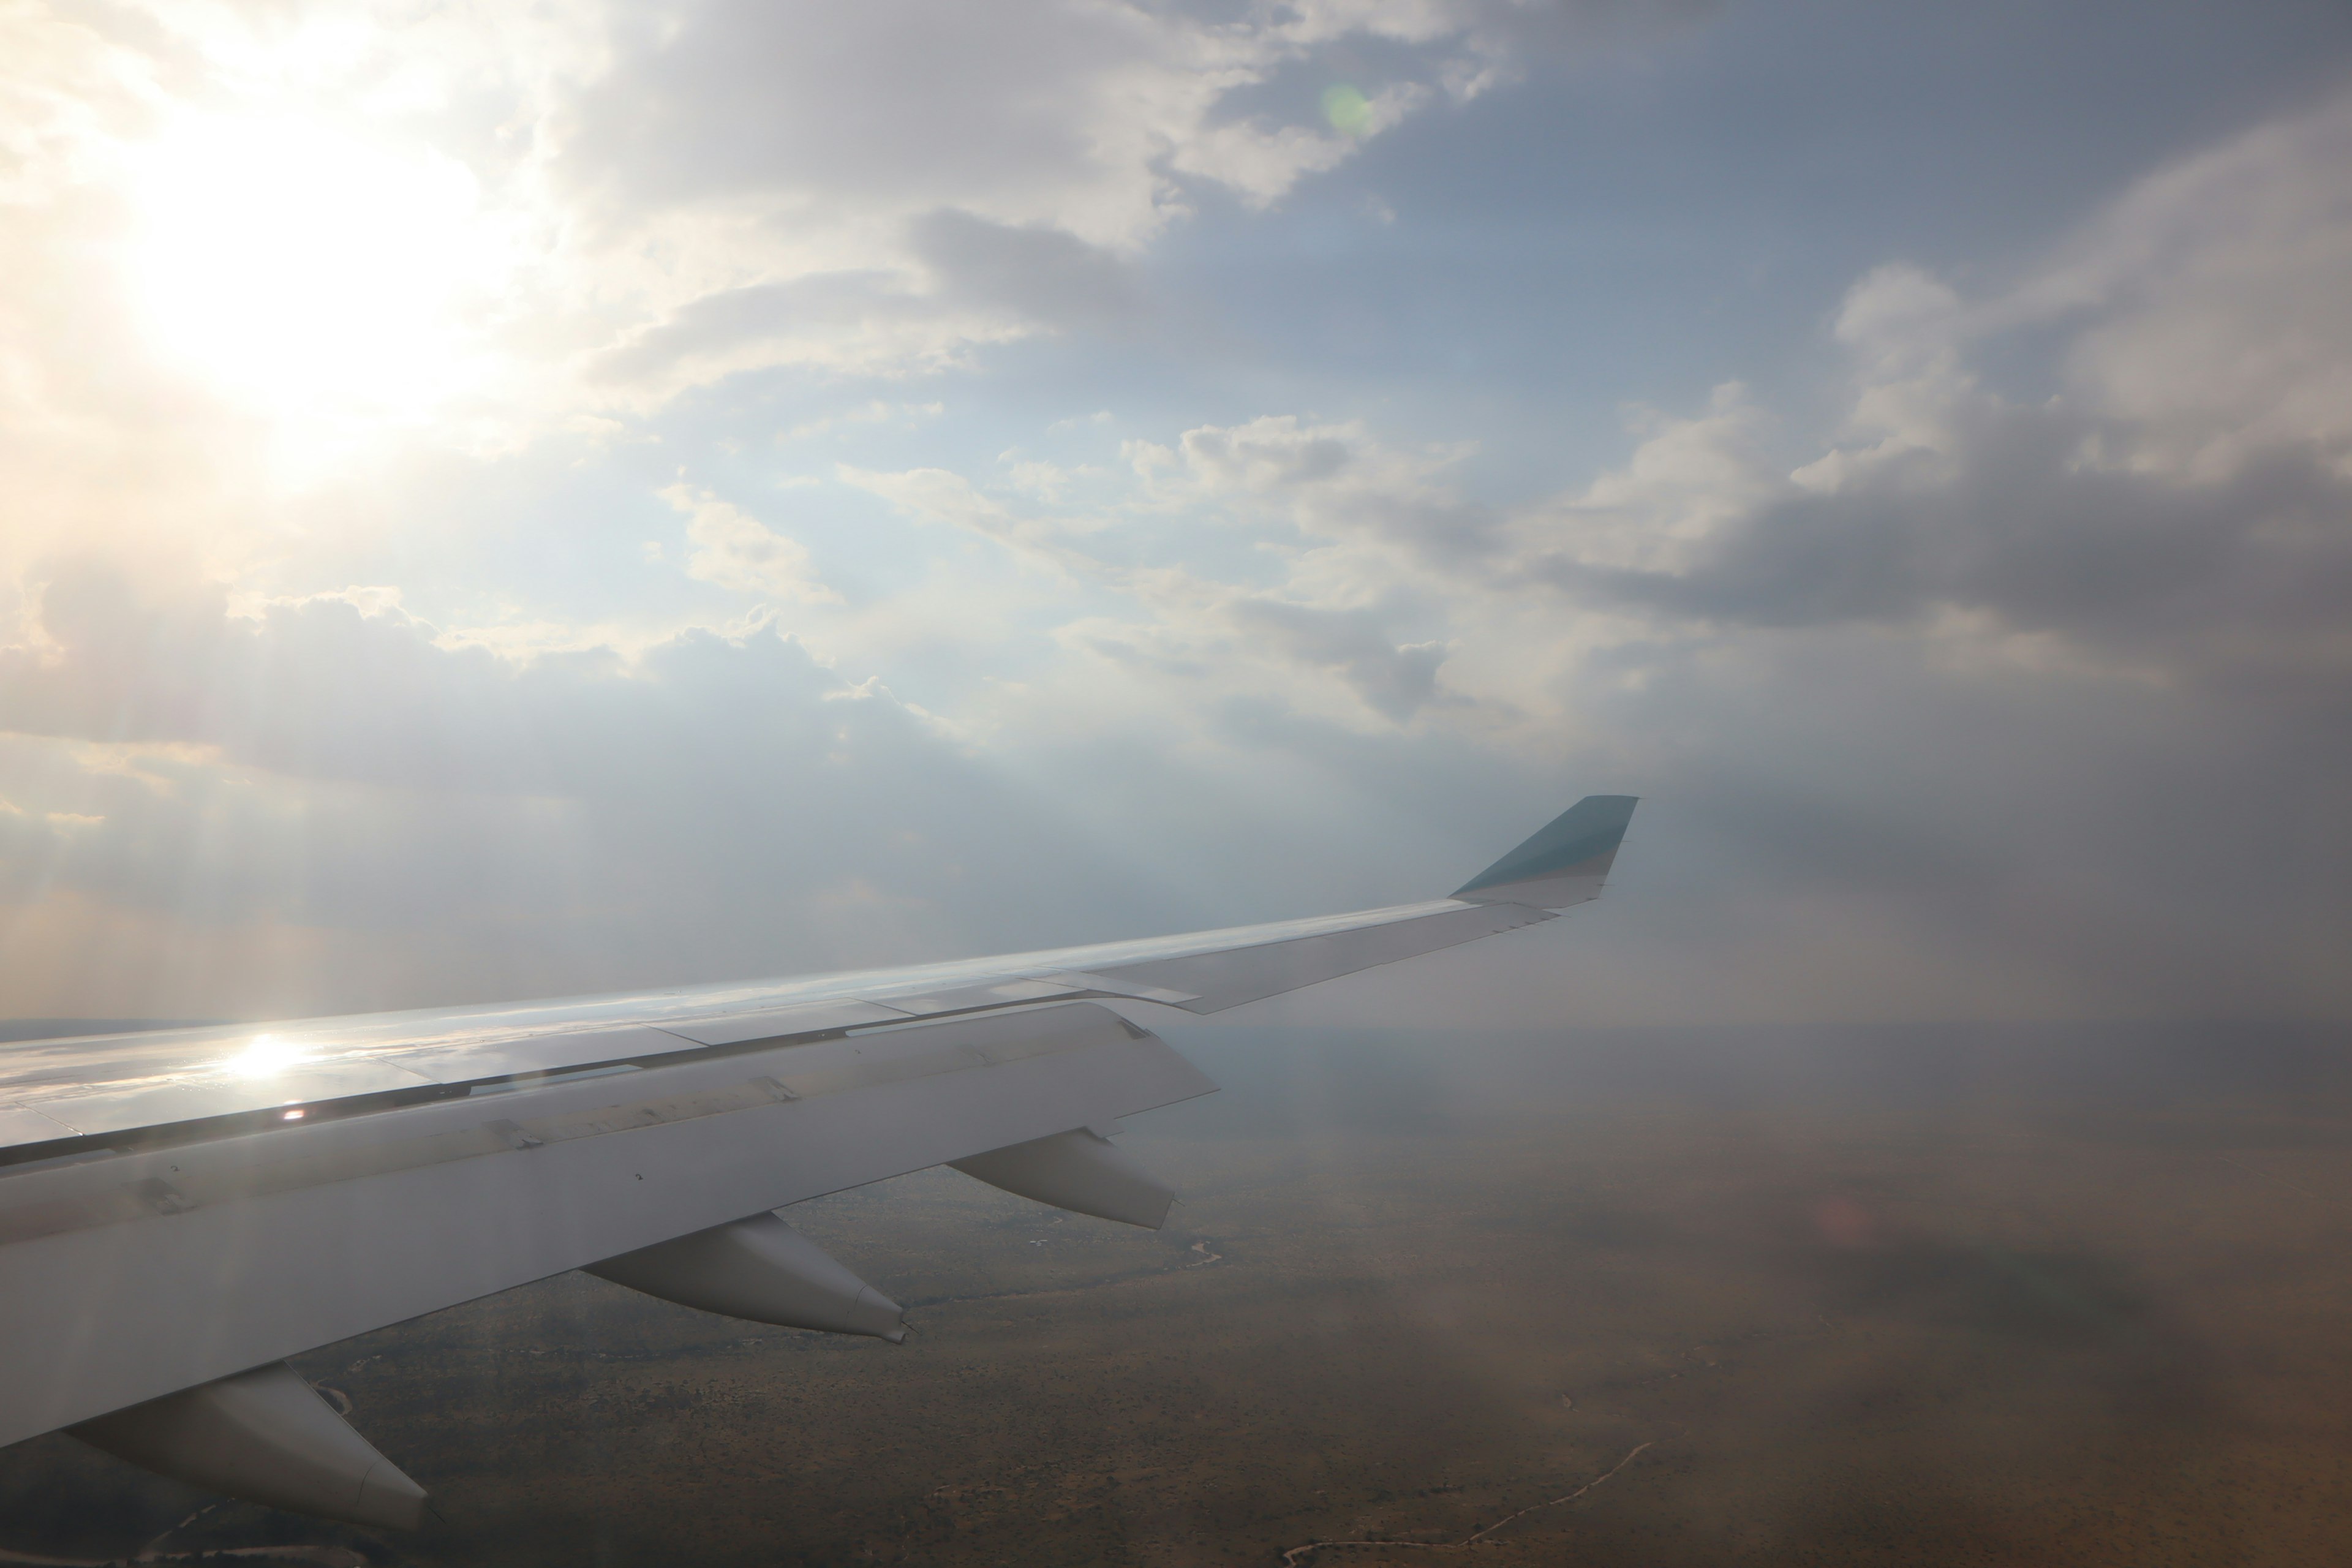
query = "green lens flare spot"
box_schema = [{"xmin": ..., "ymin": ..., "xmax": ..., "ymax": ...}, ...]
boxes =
[{"xmin": 1322, "ymin": 84, "xmax": 1373, "ymax": 136}]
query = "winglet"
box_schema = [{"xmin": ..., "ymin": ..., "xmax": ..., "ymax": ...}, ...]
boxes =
[{"xmin": 1452, "ymin": 795, "xmax": 1639, "ymax": 910}]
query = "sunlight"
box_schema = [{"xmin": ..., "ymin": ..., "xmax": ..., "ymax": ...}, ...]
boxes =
[
  {"xmin": 219, "ymin": 1035, "xmax": 315, "ymax": 1080},
  {"xmin": 124, "ymin": 113, "xmax": 499, "ymax": 423}
]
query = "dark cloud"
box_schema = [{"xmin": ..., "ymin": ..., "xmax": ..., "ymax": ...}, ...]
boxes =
[
  {"xmin": 554, "ymin": 0, "xmax": 1162, "ymax": 219},
  {"xmin": 1531, "ymin": 408, "xmax": 2352, "ymax": 696},
  {"xmin": 908, "ymin": 210, "xmax": 1145, "ymax": 336},
  {"xmin": 1225, "ymin": 597, "xmax": 1452, "ymax": 720}
]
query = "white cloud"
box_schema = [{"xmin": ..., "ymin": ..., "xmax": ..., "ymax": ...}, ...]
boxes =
[
  {"xmin": 2011, "ymin": 89, "xmax": 2352, "ymax": 478},
  {"xmin": 1551, "ymin": 384, "xmax": 1784, "ymax": 571},
  {"xmin": 664, "ymin": 483, "xmax": 841, "ymax": 604},
  {"xmin": 1005, "ymin": 461, "xmax": 1073, "ymax": 502},
  {"xmin": 836, "ymin": 462, "xmax": 1088, "ymax": 573},
  {"xmin": 1169, "ymin": 115, "xmax": 1375, "ymax": 210},
  {"xmin": 783, "ymin": 401, "xmax": 944, "ymax": 442}
]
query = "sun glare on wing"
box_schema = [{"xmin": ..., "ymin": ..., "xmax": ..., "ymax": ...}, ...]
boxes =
[
  {"xmin": 221, "ymin": 1035, "xmax": 315, "ymax": 1079},
  {"xmin": 124, "ymin": 114, "xmax": 500, "ymax": 424}
]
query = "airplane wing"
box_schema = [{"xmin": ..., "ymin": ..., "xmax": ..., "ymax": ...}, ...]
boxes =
[{"xmin": 0, "ymin": 795, "xmax": 1637, "ymax": 1526}]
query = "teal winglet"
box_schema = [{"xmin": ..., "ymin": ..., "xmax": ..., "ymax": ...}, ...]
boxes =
[{"xmin": 1453, "ymin": 794, "xmax": 1640, "ymax": 906}]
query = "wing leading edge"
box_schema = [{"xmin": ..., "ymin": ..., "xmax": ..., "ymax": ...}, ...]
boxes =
[{"xmin": 0, "ymin": 795, "xmax": 1638, "ymax": 1517}]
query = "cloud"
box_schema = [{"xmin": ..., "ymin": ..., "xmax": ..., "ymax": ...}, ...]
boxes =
[
  {"xmin": 832, "ymin": 443, "xmax": 1466, "ymax": 724},
  {"xmin": 1514, "ymin": 178, "xmax": 2352, "ymax": 698},
  {"xmin": 1548, "ymin": 384, "xmax": 1782, "ymax": 573},
  {"xmin": 556, "ymin": 0, "xmax": 1684, "ymax": 243},
  {"xmin": 744, "ymin": 85, "xmax": 2352, "ymax": 1027},
  {"xmin": 4, "ymin": 18, "xmax": 2348, "ymax": 1038},
  {"xmin": 1147, "ymin": 415, "xmax": 1500, "ymax": 567},
  {"xmin": 838, "ymin": 464, "xmax": 1026, "ymax": 548},
  {"xmin": 1178, "ymin": 417, "xmax": 1360, "ymax": 489},
  {"xmin": 1167, "ymin": 83, "xmax": 1427, "ymax": 207},
  {"xmin": 554, "ymin": 0, "xmax": 1216, "ymax": 246},
  {"xmin": 2018, "ymin": 89, "xmax": 2352, "ymax": 477},
  {"xmin": 785, "ymin": 401, "xmax": 944, "ymax": 442},
  {"xmin": 6, "ymin": 0, "xmax": 1673, "ymax": 461},
  {"xmin": 0, "ymin": 565, "xmax": 1157, "ymax": 1015},
  {"xmin": 587, "ymin": 271, "xmax": 1006, "ymax": 394},
  {"xmin": 907, "ymin": 211, "xmax": 1146, "ymax": 337},
  {"xmin": 665, "ymin": 483, "xmax": 842, "ymax": 604},
  {"xmin": 540, "ymin": 0, "xmax": 1566, "ymax": 388},
  {"xmin": 588, "ymin": 212, "xmax": 1143, "ymax": 393},
  {"xmin": 1224, "ymin": 598, "xmax": 1453, "ymax": 720},
  {"xmin": 835, "ymin": 462, "xmax": 1116, "ymax": 583},
  {"xmin": 1279, "ymin": 0, "xmax": 1724, "ymax": 97}
]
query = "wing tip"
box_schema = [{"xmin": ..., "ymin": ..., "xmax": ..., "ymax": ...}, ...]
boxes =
[{"xmin": 1452, "ymin": 794, "xmax": 1640, "ymax": 908}]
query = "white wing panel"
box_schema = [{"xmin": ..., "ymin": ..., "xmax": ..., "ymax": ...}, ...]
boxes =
[
  {"xmin": 0, "ymin": 1002, "xmax": 1212, "ymax": 1449},
  {"xmin": 1091, "ymin": 899, "xmax": 1556, "ymax": 1012},
  {"xmin": 0, "ymin": 1105, "xmax": 76, "ymax": 1149},
  {"xmin": 380, "ymin": 1025, "xmax": 702, "ymax": 1085},
  {"xmin": 24, "ymin": 1058, "xmax": 442, "ymax": 1139}
]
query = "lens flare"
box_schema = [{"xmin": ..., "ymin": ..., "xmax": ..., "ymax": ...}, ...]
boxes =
[{"xmin": 1322, "ymin": 84, "xmax": 1373, "ymax": 136}]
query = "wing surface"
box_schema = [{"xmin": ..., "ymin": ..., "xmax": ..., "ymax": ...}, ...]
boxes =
[{"xmin": 0, "ymin": 796, "xmax": 1637, "ymax": 1464}]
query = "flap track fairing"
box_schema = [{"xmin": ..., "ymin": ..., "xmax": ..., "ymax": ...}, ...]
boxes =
[
  {"xmin": 69, "ymin": 1360, "xmax": 427, "ymax": 1531},
  {"xmin": 951, "ymin": 1127, "xmax": 1175, "ymax": 1229},
  {"xmin": 586, "ymin": 1212, "xmax": 906, "ymax": 1342}
]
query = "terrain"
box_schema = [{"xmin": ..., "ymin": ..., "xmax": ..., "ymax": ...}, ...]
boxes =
[{"xmin": 5, "ymin": 1022, "xmax": 2351, "ymax": 1565}]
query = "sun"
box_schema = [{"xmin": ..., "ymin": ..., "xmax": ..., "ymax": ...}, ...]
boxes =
[{"xmin": 124, "ymin": 113, "xmax": 501, "ymax": 423}]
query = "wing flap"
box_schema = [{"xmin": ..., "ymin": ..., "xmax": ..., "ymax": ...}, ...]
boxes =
[
  {"xmin": 1028, "ymin": 970, "xmax": 1202, "ymax": 1006},
  {"xmin": 655, "ymin": 1000, "xmax": 915, "ymax": 1047},
  {"xmin": 877, "ymin": 978, "xmax": 1081, "ymax": 1016}
]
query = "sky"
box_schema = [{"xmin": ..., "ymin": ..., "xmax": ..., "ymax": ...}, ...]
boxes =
[{"xmin": 2, "ymin": 0, "xmax": 2350, "ymax": 1028}]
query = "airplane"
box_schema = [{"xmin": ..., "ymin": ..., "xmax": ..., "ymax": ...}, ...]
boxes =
[{"xmin": 0, "ymin": 794, "xmax": 1637, "ymax": 1529}]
